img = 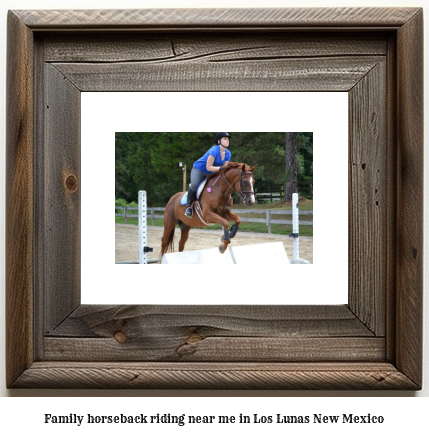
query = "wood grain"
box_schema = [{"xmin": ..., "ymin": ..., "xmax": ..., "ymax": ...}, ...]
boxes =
[
  {"xmin": 47, "ymin": 305, "xmax": 374, "ymax": 338},
  {"xmin": 348, "ymin": 61, "xmax": 386, "ymax": 335},
  {"xmin": 11, "ymin": 362, "xmax": 419, "ymax": 390},
  {"xmin": 44, "ymin": 305, "xmax": 380, "ymax": 362},
  {"xmin": 42, "ymin": 33, "xmax": 388, "ymax": 63},
  {"xmin": 5, "ymin": 11, "xmax": 34, "ymax": 389},
  {"xmin": 43, "ymin": 64, "xmax": 81, "ymax": 333},
  {"xmin": 44, "ymin": 337, "xmax": 385, "ymax": 362},
  {"xmin": 384, "ymin": 33, "xmax": 398, "ymax": 364},
  {"xmin": 14, "ymin": 8, "xmax": 420, "ymax": 29},
  {"xmin": 395, "ymin": 9, "xmax": 424, "ymax": 388},
  {"xmin": 52, "ymin": 56, "xmax": 384, "ymax": 92}
]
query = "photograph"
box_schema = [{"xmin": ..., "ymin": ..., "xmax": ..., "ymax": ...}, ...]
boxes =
[{"xmin": 114, "ymin": 132, "xmax": 314, "ymax": 265}]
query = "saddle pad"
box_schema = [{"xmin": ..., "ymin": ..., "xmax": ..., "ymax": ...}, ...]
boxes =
[
  {"xmin": 180, "ymin": 193, "xmax": 188, "ymax": 205},
  {"xmin": 180, "ymin": 178, "xmax": 208, "ymax": 205},
  {"xmin": 196, "ymin": 178, "xmax": 208, "ymax": 200}
]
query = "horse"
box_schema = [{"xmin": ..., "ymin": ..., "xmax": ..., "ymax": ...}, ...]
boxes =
[{"xmin": 160, "ymin": 162, "xmax": 257, "ymax": 256}]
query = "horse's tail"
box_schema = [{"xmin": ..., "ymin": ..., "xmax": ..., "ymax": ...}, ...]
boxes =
[
  {"xmin": 160, "ymin": 197, "xmax": 178, "ymax": 255},
  {"xmin": 164, "ymin": 225, "xmax": 175, "ymax": 254}
]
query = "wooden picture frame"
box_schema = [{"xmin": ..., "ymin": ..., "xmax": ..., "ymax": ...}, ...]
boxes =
[{"xmin": 6, "ymin": 8, "xmax": 423, "ymax": 390}]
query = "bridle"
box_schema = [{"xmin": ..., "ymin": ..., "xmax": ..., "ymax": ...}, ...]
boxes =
[{"xmin": 223, "ymin": 169, "xmax": 254, "ymax": 201}]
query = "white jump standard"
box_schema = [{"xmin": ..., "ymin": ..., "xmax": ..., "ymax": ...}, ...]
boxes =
[
  {"xmin": 289, "ymin": 193, "xmax": 310, "ymax": 264},
  {"xmin": 116, "ymin": 190, "xmax": 155, "ymax": 264}
]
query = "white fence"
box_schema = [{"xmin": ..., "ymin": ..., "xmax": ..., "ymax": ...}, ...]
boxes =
[{"xmin": 115, "ymin": 206, "xmax": 313, "ymax": 234}]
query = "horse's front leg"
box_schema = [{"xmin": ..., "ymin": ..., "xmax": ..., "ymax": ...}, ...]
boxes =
[
  {"xmin": 204, "ymin": 211, "xmax": 231, "ymax": 253},
  {"xmin": 224, "ymin": 211, "xmax": 241, "ymax": 239}
]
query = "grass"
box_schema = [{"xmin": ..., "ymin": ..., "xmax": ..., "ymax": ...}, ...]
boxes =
[{"xmin": 115, "ymin": 199, "xmax": 313, "ymax": 237}]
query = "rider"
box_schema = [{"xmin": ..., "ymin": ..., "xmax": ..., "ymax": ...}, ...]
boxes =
[{"xmin": 184, "ymin": 132, "xmax": 232, "ymax": 218}]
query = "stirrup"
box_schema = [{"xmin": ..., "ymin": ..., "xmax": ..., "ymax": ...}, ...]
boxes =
[{"xmin": 185, "ymin": 206, "xmax": 193, "ymax": 218}]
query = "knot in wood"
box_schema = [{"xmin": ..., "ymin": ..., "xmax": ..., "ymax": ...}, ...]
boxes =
[
  {"xmin": 64, "ymin": 174, "xmax": 78, "ymax": 193},
  {"xmin": 114, "ymin": 331, "xmax": 128, "ymax": 343},
  {"xmin": 186, "ymin": 333, "xmax": 203, "ymax": 344}
]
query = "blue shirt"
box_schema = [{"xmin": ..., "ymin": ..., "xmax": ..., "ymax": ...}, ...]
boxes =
[{"xmin": 194, "ymin": 145, "xmax": 231, "ymax": 174}]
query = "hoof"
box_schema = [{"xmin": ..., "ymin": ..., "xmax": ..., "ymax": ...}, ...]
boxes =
[{"xmin": 219, "ymin": 245, "xmax": 225, "ymax": 254}]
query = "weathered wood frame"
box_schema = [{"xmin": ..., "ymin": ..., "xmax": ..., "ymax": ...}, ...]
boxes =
[{"xmin": 6, "ymin": 8, "xmax": 423, "ymax": 390}]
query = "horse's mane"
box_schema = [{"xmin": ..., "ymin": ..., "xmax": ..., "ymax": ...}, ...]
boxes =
[{"xmin": 206, "ymin": 162, "xmax": 249, "ymax": 181}]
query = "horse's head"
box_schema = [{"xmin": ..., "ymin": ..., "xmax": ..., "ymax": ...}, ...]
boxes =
[
  {"xmin": 218, "ymin": 162, "xmax": 257, "ymax": 206},
  {"xmin": 236, "ymin": 163, "xmax": 257, "ymax": 207}
]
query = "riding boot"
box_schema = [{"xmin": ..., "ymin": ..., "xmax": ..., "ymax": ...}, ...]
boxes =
[{"xmin": 185, "ymin": 188, "xmax": 196, "ymax": 218}]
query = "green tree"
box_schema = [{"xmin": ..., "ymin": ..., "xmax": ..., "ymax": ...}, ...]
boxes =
[
  {"xmin": 284, "ymin": 132, "xmax": 298, "ymax": 201},
  {"xmin": 115, "ymin": 132, "xmax": 313, "ymax": 206}
]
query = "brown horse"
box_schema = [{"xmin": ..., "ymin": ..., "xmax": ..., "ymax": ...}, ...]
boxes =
[{"xmin": 160, "ymin": 162, "xmax": 257, "ymax": 256}]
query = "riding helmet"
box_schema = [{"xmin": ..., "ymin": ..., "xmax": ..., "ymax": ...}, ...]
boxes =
[{"xmin": 215, "ymin": 132, "xmax": 231, "ymax": 144}]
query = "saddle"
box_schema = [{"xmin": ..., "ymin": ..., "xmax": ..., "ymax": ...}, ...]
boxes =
[{"xmin": 180, "ymin": 178, "xmax": 207, "ymax": 206}]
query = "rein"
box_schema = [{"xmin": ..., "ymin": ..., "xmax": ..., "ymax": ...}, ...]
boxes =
[
  {"xmin": 222, "ymin": 169, "xmax": 254, "ymax": 201},
  {"xmin": 207, "ymin": 173, "xmax": 221, "ymax": 193}
]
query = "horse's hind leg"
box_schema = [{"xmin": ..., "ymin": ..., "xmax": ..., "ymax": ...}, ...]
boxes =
[{"xmin": 178, "ymin": 221, "xmax": 191, "ymax": 252}]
